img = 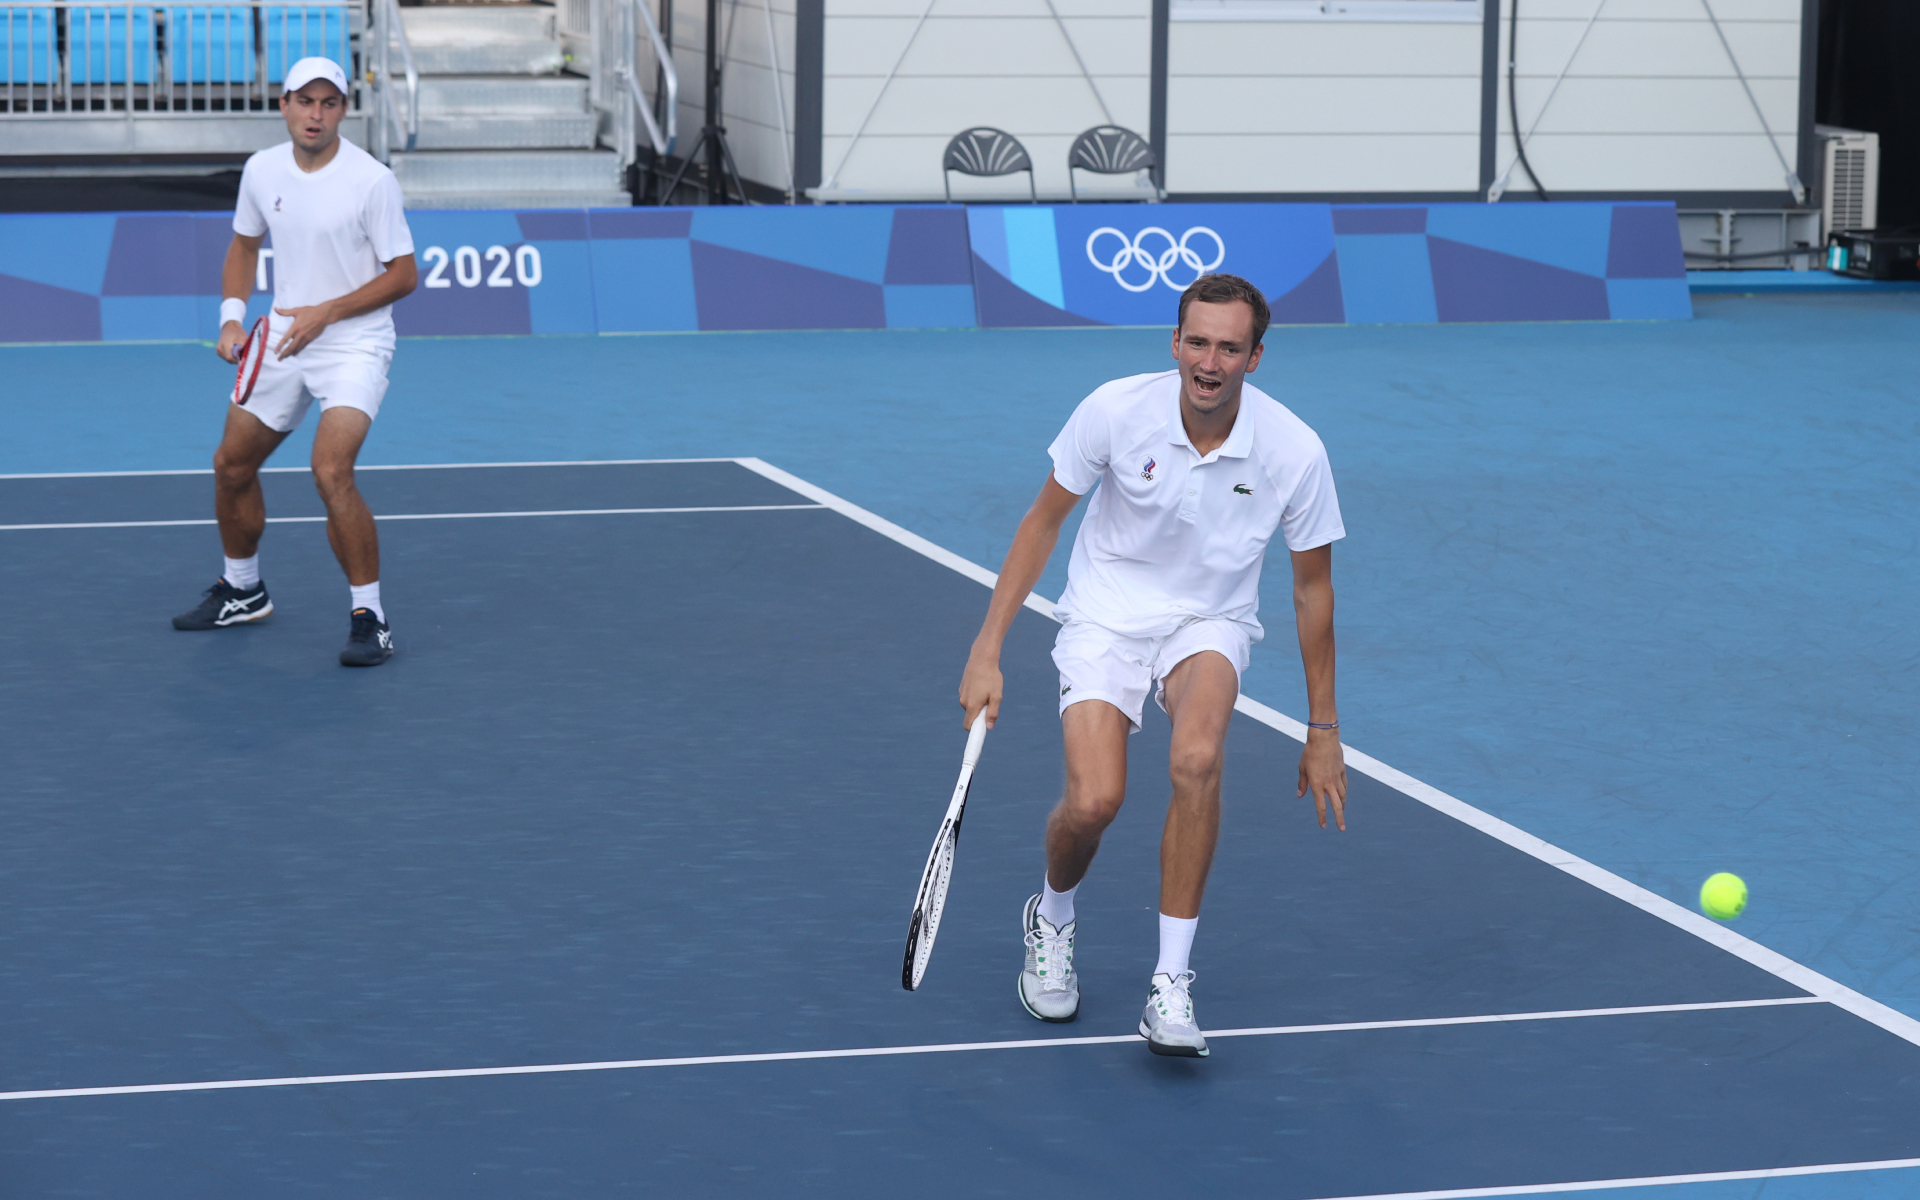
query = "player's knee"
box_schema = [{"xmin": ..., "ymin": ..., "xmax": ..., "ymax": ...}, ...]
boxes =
[
  {"xmin": 1168, "ymin": 742, "xmax": 1223, "ymax": 794},
  {"xmin": 211, "ymin": 448, "xmax": 256, "ymax": 491},
  {"xmin": 310, "ymin": 461, "xmax": 356, "ymax": 502},
  {"xmin": 1059, "ymin": 782, "xmax": 1124, "ymax": 830}
]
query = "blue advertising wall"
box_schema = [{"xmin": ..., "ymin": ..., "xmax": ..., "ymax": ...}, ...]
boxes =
[
  {"xmin": 968, "ymin": 201, "xmax": 1690, "ymax": 327},
  {"xmin": 0, "ymin": 201, "xmax": 1686, "ymax": 343}
]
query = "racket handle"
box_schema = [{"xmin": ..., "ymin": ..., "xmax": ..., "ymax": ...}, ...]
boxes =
[{"xmin": 962, "ymin": 708, "xmax": 989, "ymax": 768}]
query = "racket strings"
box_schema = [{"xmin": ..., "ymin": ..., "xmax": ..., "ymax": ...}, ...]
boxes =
[{"xmin": 908, "ymin": 827, "xmax": 958, "ymax": 988}]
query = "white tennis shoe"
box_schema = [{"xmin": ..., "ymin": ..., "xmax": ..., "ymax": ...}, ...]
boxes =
[
  {"xmin": 1140, "ymin": 971, "xmax": 1208, "ymax": 1057},
  {"xmin": 1018, "ymin": 893, "xmax": 1079, "ymax": 1022}
]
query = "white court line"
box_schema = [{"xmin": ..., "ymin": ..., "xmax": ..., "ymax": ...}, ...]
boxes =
[
  {"xmin": 734, "ymin": 456, "xmax": 1920, "ymax": 1053},
  {"xmin": 737, "ymin": 457, "xmax": 1058, "ymax": 620},
  {"xmin": 0, "ymin": 459, "xmax": 741, "ymax": 480},
  {"xmin": 0, "ymin": 504, "xmax": 825, "ymax": 531},
  {"xmin": 1303, "ymin": 1157, "xmax": 1920, "ymax": 1200},
  {"xmin": 0, "ymin": 997, "xmax": 1824, "ymax": 1103}
]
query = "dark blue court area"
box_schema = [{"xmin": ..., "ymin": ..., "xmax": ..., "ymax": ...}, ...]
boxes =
[{"xmin": 2, "ymin": 460, "xmax": 1917, "ymax": 1198}]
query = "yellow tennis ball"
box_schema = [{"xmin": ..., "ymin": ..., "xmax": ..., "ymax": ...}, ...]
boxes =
[{"xmin": 1700, "ymin": 872, "xmax": 1748, "ymax": 920}]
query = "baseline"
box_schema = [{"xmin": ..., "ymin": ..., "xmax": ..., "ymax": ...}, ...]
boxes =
[
  {"xmin": 0, "ymin": 996, "xmax": 1823, "ymax": 1104},
  {"xmin": 1306, "ymin": 1157, "xmax": 1920, "ymax": 1200}
]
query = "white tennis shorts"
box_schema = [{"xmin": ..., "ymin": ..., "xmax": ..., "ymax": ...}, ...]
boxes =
[
  {"xmin": 235, "ymin": 336, "xmax": 392, "ymax": 434},
  {"xmin": 1053, "ymin": 616, "xmax": 1256, "ymax": 733}
]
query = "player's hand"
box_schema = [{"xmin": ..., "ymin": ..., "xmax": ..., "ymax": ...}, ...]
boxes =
[
  {"xmin": 271, "ymin": 303, "xmax": 333, "ymax": 359},
  {"xmin": 215, "ymin": 320, "xmax": 246, "ymax": 364},
  {"xmin": 1298, "ymin": 729, "xmax": 1348, "ymax": 830},
  {"xmin": 959, "ymin": 649, "xmax": 1004, "ymax": 731}
]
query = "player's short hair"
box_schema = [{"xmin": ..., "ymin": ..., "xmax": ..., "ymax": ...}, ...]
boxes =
[{"xmin": 1177, "ymin": 273, "xmax": 1270, "ymax": 346}]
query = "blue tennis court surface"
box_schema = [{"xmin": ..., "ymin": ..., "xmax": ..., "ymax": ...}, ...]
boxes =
[{"xmin": 3, "ymin": 458, "xmax": 1918, "ymax": 1197}]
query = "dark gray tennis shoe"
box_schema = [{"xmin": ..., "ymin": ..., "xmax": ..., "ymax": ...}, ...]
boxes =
[
  {"xmin": 1018, "ymin": 893, "xmax": 1079, "ymax": 1022},
  {"xmin": 339, "ymin": 608, "xmax": 393, "ymax": 667},
  {"xmin": 172, "ymin": 578, "xmax": 272, "ymax": 630},
  {"xmin": 1140, "ymin": 971, "xmax": 1208, "ymax": 1057}
]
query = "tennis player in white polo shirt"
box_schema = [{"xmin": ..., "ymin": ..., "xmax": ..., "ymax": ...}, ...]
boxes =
[
  {"xmin": 171, "ymin": 55, "xmax": 417, "ymax": 667},
  {"xmin": 959, "ymin": 273, "xmax": 1347, "ymax": 1057}
]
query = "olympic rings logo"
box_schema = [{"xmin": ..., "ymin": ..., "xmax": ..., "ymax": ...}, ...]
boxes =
[{"xmin": 1085, "ymin": 226, "xmax": 1226, "ymax": 293}]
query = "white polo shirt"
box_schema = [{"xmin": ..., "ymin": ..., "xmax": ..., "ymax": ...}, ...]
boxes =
[
  {"xmin": 234, "ymin": 137, "xmax": 414, "ymax": 353},
  {"xmin": 1047, "ymin": 369, "xmax": 1345, "ymax": 640}
]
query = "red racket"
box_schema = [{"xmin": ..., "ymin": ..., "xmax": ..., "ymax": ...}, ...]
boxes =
[{"xmin": 231, "ymin": 316, "xmax": 267, "ymax": 406}]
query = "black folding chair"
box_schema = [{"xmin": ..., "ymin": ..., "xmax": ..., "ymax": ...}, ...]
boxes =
[
  {"xmin": 1067, "ymin": 125, "xmax": 1161, "ymax": 201},
  {"xmin": 943, "ymin": 127, "xmax": 1037, "ymax": 203}
]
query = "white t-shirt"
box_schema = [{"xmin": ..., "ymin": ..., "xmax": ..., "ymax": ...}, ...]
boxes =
[
  {"xmin": 1048, "ymin": 370, "xmax": 1345, "ymax": 640},
  {"xmin": 234, "ymin": 137, "xmax": 414, "ymax": 352}
]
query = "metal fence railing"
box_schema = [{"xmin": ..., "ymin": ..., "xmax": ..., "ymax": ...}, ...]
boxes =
[
  {"xmin": 1, "ymin": 0, "xmax": 356, "ymax": 117},
  {"xmin": 555, "ymin": 0, "xmax": 673, "ymax": 172},
  {"xmin": 366, "ymin": 0, "xmax": 410, "ymax": 156}
]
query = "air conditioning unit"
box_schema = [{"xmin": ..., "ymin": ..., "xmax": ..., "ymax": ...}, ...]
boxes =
[{"xmin": 1817, "ymin": 124, "xmax": 1878, "ymax": 234}]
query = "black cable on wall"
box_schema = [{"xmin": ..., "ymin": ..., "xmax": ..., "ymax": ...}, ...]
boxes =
[{"xmin": 1507, "ymin": 0, "xmax": 1551, "ymax": 201}]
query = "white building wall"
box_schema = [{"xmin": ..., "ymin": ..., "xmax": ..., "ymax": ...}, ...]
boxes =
[
  {"xmin": 815, "ymin": 0, "xmax": 1154, "ymax": 200},
  {"xmin": 1164, "ymin": 15, "xmax": 1484, "ymax": 195},
  {"xmin": 1492, "ymin": 0, "xmax": 1803, "ymax": 197}
]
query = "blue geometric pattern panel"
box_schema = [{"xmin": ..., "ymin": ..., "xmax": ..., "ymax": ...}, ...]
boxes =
[
  {"xmin": 0, "ymin": 200, "xmax": 1686, "ymax": 344},
  {"xmin": 973, "ymin": 201, "xmax": 1690, "ymax": 327}
]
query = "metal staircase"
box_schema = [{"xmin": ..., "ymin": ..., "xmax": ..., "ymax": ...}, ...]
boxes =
[
  {"xmin": 375, "ymin": 1, "xmax": 641, "ymax": 208},
  {"xmin": 0, "ymin": 0, "xmax": 674, "ymax": 209}
]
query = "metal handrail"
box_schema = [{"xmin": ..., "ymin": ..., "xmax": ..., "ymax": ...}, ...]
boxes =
[
  {"xmin": 621, "ymin": 0, "xmax": 674, "ymax": 157},
  {"xmin": 376, "ymin": 0, "xmax": 417, "ymax": 153}
]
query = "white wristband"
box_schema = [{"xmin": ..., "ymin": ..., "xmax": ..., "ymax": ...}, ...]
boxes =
[{"xmin": 220, "ymin": 297, "xmax": 248, "ymax": 327}]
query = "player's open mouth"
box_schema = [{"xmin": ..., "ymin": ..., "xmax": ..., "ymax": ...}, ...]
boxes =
[{"xmin": 1192, "ymin": 374, "xmax": 1223, "ymax": 395}]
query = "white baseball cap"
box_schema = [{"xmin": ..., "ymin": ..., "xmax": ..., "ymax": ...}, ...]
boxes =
[{"xmin": 282, "ymin": 56, "xmax": 348, "ymax": 96}]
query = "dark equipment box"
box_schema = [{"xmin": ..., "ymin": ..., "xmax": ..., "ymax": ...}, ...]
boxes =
[{"xmin": 1827, "ymin": 228, "xmax": 1920, "ymax": 280}]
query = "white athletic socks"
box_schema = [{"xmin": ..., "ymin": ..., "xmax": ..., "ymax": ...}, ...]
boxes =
[
  {"xmin": 1154, "ymin": 913, "xmax": 1198, "ymax": 979},
  {"xmin": 217, "ymin": 559, "xmax": 384, "ymax": 621},
  {"xmin": 1037, "ymin": 879, "xmax": 1078, "ymax": 928},
  {"xmin": 350, "ymin": 581, "xmax": 384, "ymax": 623},
  {"xmin": 223, "ymin": 555, "xmax": 260, "ymax": 591}
]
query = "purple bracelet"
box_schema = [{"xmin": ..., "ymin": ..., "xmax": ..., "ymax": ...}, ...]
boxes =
[{"xmin": 1307, "ymin": 720, "xmax": 1339, "ymax": 730}]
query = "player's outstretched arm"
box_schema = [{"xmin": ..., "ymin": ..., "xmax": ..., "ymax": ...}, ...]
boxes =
[
  {"xmin": 272, "ymin": 254, "xmax": 419, "ymax": 359},
  {"xmin": 1291, "ymin": 543, "xmax": 1348, "ymax": 830},
  {"xmin": 959, "ymin": 473, "xmax": 1081, "ymax": 730},
  {"xmin": 216, "ymin": 233, "xmax": 265, "ymax": 363}
]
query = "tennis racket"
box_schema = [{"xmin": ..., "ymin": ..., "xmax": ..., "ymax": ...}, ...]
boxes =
[
  {"xmin": 902, "ymin": 709, "xmax": 990, "ymax": 991},
  {"xmin": 231, "ymin": 316, "xmax": 267, "ymax": 406}
]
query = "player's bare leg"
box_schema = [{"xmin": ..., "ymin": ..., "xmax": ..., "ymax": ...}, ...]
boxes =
[
  {"xmin": 312, "ymin": 407, "xmax": 392, "ymax": 665},
  {"xmin": 1046, "ymin": 699, "xmax": 1133, "ymax": 891},
  {"xmin": 212, "ymin": 403, "xmax": 290, "ymax": 560},
  {"xmin": 1018, "ymin": 698, "xmax": 1129, "ymax": 1023},
  {"xmin": 1156, "ymin": 650, "xmax": 1238, "ymax": 919},
  {"xmin": 311, "ymin": 407, "xmax": 378, "ymax": 585},
  {"xmin": 174, "ymin": 405, "xmax": 288, "ymax": 630},
  {"xmin": 1140, "ymin": 649, "xmax": 1237, "ymax": 1057}
]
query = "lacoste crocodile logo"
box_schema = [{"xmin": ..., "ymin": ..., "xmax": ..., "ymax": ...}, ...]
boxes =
[{"xmin": 1233, "ymin": 484, "xmax": 1252, "ymax": 495}]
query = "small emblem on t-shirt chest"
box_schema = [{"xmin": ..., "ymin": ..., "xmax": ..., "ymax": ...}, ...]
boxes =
[
  {"xmin": 273, "ymin": 196, "xmax": 283, "ymax": 212},
  {"xmin": 1140, "ymin": 457, "xmax": 1156, "ymax": 481}
]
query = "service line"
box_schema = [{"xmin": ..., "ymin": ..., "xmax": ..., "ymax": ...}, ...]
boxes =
[
  {"xmin": 0, "ymin": 504, "xmax": 826, "ymax": 531},
  {"xmin": 0, "ymin": 996, "xmax": 1823, "ymax": 1104}
]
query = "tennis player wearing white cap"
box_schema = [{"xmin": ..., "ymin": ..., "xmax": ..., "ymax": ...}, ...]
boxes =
[
  {"xmin": 172, "ymin": 55, "xmax": 417, "ymax": 667},
  {"xmin": 959, "ymin": 273, "xmax": 1348, "ymax": 1058}
]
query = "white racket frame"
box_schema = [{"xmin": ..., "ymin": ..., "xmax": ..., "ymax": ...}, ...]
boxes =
[{"xmin": 902, "ymin": 710, "xmax": 990, "ymax": 991}]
